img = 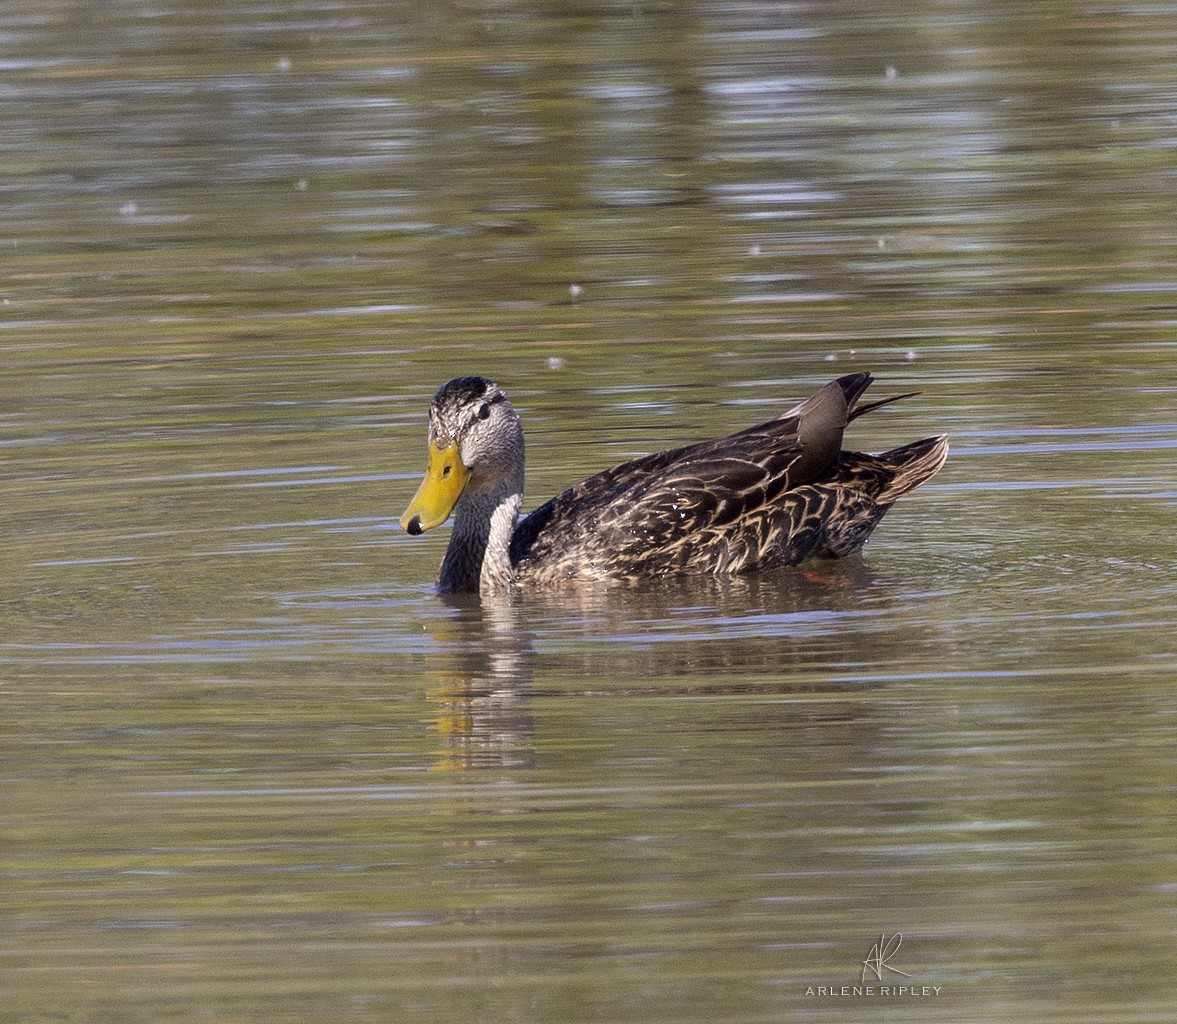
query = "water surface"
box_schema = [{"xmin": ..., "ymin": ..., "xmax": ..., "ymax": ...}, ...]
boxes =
[{"xmin": 3, "ymin": 2, "xmax": 1177, "ymax": 1022}]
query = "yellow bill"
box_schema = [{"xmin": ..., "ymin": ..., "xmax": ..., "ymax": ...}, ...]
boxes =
[{"xmin": 400, "ymin": 441, "xmax": 470, "ymax": 534}]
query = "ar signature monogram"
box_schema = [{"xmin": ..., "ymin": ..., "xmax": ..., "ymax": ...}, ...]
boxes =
[{"xmin": 862, "ymin": 933, "xmax": 912, "ymax": 983}]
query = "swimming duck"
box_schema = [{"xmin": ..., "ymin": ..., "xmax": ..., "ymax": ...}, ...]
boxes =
[{"xmin": 400, "ymin": 372, "xmax": 947, "ymax": 593}]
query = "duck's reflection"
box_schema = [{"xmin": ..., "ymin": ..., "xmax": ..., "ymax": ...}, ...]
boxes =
[
  {"xmin": 420, "ymin": 557, "xmax": 956, "ymax": 770},
  {"xmin": 425, "ymin": 592, "xmax": 536, "ymax": 771}
]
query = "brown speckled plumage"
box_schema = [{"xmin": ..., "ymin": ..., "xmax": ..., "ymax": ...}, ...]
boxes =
[{"xmin": 401, "ymin": 373, "xmax": 948, "ymax": 593}]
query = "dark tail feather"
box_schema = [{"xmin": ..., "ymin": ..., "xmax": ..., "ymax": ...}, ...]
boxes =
[
  {"xmin": 848, "ymin": 390, "xmax": 920, "ymax": 422},
  {"xmin": 832, "ymin": 372, "xmax": 921, "ymax": 422},
  {"xmin": 876, "ymin": 435, "xmax": 949, "ymax": 502},
  {"xmin": 832, "ymin": 372, "xmax": 874, "ymax": 413}
]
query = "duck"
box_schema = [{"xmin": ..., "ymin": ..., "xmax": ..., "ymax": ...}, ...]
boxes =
[{"xmin": 400, "ymin": 372, "xmax": 947, "ymax": 593}]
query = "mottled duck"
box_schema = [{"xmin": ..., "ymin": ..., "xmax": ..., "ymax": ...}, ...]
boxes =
[{"xmin": 400, "ymin": 372, "xmax": 947, "ymax": 593}]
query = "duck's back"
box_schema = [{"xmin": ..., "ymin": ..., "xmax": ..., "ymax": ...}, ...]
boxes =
[{"xmin": 508, "ymin": 375, "xmax": 913, "ymax": 584}]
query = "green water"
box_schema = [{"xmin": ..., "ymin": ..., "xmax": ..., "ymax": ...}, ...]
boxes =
[{"xmin": 4, "ymin": 2, "xmax": 1177, "ymax": 1022}]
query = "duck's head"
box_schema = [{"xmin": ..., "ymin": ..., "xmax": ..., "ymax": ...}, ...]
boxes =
[{"xmin": 400, "ymin": 376, "xmax": 524, "ymax": 535}]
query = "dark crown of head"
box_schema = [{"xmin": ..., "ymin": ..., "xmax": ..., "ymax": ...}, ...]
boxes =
[{"xmin": 434, "ymin": 376, "xmax": 495, "ymax": 408}]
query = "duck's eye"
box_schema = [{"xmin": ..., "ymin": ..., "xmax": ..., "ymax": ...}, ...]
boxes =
[{"xmin": 476, "ymin": 403, "xmax": 491, "ymax": 420}]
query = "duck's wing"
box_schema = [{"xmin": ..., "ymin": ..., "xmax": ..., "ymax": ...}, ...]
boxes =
[{"xmin": 510, "ymin": 375, "xmax": 868, "ymax": 576}]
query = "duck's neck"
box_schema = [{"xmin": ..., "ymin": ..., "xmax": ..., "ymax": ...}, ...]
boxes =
[{"xmin": 437, "ymin": 472, "xmax": 524, "ymax": 593}]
